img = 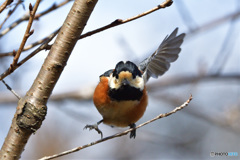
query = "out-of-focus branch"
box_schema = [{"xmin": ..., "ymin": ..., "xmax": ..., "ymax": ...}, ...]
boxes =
[
  {"xmin": 147, "ymin": 73, "xmax": 240, "ymax": 92},
  {"xmin": 1, "ymin": 73, "xmax": 239, "ymax": 104},
  {"xmin": 0, "ymin": 0, "xmax": 71, "ymax": 38},
  {"xmin": 0, "ymin": 0, "xmax": 23, "ymax": 29},
  {"xmin": 154, "ymin": 94, "xmax": 240, "ymax": 135},
  {"xmin": 39, "ymin": 95, "xmax": 192, "ymax": 160},
  {"xmin": 0, "ymin": 0, "xmax": 13, "ymax": 13},
  {"xmin": 175, "ymin": 0, "xmax": 197, "ymax": 31},
  {"xmin": 187, "ymin": 10, "xmax": 240, "ymax": 38},
  {"xmin": 209, "ymin": 4, "xmax": 240, "ymax": 75}
]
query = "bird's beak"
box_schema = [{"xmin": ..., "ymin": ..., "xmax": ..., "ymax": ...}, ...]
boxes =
[{"xmin": 122, "ymin": 79, "xmax": 129, "ymax": 86}]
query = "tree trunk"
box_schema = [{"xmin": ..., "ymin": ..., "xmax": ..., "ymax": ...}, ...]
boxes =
[{"xmin": 0, "ymin": 0, "xmax": 98, "ymax": 159}]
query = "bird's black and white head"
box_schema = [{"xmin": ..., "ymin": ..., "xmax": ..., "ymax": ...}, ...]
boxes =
[{"xmin": 108, "ymin": 61, "xmax": 144, "ymax": 101}]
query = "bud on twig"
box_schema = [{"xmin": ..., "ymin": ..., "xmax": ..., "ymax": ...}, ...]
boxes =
[
  {"xmin": 29, "ymin": 29, "xmax": 34, "ymax": 36},
  {"xmin": 12, "ymin": 50, "xmax": 16, "ymax": 56},
  {"xmin": 29, "ymin": 3, "xmax": 33, "ymax": 11}
]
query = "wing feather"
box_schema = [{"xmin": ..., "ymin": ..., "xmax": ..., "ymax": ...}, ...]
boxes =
[{"xmin": 138, "ymin": 28, "xmax": 185, "ymax": 82}]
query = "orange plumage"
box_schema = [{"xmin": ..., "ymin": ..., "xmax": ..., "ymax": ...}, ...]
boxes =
[{"xmin": 93, "ymin": 76, "xmax": 148, "ymax": 127}]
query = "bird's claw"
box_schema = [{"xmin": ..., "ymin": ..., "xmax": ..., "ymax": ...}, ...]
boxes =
[
  {"xmin": 84, "ymin": 124, "xmax": 103, "ymax": 139},
  {"xmin": 130, "ymin": 129, "xmax": 136, "ymax": 139},
  {"xmin": 129, "ymin": 123, "xmax": 136, "ymax": 139}
]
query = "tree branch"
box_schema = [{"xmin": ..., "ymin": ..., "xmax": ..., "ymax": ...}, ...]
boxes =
[
  {"xmin": 79, "ymin": 0, "xmax": 173, "ymax": 39},
  {"xmin": 0, "ymin": 0, "xmax": 71, "ymax": 38},
  {"xmin": 0, "ymin": 0, "xmax": 98, "ymax": 159},
  {"xmin": 0, "ymin": 0, "xmax": 23, "ymax": 29},
  {"xmin": 1, "ymin": 73, "xmax": 239, "ymax": 104},
  {"xmin": 0, "ymin": 28, "xmax": 59, "ymax": 80},
  {"xmin": 1, "ymin": 79, "xmax": 21, "ymax": 99},
  {"xmin": 0, "ymin": 0, "xmax": 172, "ymax": 58},
  {"xmin": 10, "ymin": 2, "xmax": 40, "ymax": 68},
  {"xmin": 39, "ymin": 95, "xmax": 192, "ymax": 160},
  {"xmin": 0, "ymin": 0, "xmax": 13, "ymax": 13},
  {"xmin": 0, "ymin": 0, "xmax": 174, "ymax": 81},
  {"xmin": 0, "ymin": 29, "xmax": 58, "ymax": 58}
]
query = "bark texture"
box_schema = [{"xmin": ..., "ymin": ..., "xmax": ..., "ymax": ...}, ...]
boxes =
[{"xmin": 0, "ymin": 0, "xmax": 98, "ymax": 159}]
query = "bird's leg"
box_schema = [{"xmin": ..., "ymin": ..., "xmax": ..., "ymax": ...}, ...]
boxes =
[
  {"xmin": 129, "ymin": 123, "xmax": 136, "ymax": 139},
  {"xmin": 84, "ymin": 120, "xmax": 103, "ymax": 138}
]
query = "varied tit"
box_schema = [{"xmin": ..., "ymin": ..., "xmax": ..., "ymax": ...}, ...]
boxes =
[{"xmin": 84, "ymin": 28, "xmax": 186, "ymax": 139}]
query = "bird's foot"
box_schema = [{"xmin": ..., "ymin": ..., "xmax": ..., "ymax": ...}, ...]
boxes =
[
  {"xmin": 129, "ymin": 123, "xmax": 136, "ymax": 139},
  {"xmin": 84, "ymin": 120, "xmax": 103, "ymax": 138}
]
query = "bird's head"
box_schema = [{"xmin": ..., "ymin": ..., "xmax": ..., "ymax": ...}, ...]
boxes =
[{"xmin": 108, "ymin": 61, "xmax": 144, "ymax": 101}]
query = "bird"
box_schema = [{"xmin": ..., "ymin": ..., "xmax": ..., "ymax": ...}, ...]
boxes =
[{"xmin": 84, "ymin": 28, "xmax": 186, "ymax": 139}]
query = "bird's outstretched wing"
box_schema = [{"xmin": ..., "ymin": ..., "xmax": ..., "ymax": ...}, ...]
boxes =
[{"xmin": 138, "ymin": 28, "xmax": 186, "ymax": 82}]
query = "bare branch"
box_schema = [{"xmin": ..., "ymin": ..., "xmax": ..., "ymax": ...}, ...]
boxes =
[
  {"xmin": 79, "ymin": 0, "xmax": 173, "ymax": 39},
  {"xmin": 0, "ymin": 0, "xmax": 172, "ymax": 58},
  {"xmin": 175, "ymin": 0, "xmax": 197, "ymax": 31},
  {"xmin": 0, "ymin": 0, "xmax": 23, "ymax": 29},
  {"xmin": 1, "ymin": 80, "xmax": 21, "ymax": 99},
  {"xmin": 1, "ymin": 73, "xmax": 239, "ymax": 104},
  {"xmin": 147, "ymin": 73, "xmax": 240, "ymax": 92},
  {"xmin": 0, "ymin": 0, "xmax": 72, "ymax": 38},
  {"xmin": 39, "ymin": 95, "xmax": 192, "ymax": 160},
  {"xmin": 155, "ymin": 94, "xmax": 240, "ymax": 135},
  {"xmin": 0, "ymin": 28, "xmax": 59, "ymax": 58},
  {"xmin": 0, "ymin": 0, "xmax": 98, "ymax": 159},
  {"xmin": 0, "ymin": 0, "xmax": 174, "ymax": 80},
  {"xmin": 34, "ymin": 0, "xmax": 73, "ymax": 20},
  {"xmin": 187, "ymin": 10, "xmax": 240, "ymax": 37},
  {"xmin": 209, "ymin": 18, "xmax": 239, "ymax": 75},
  {"xmin": 0, "ymin": 28, "xmax": 59, "ymax": 80},
  {"xmin": 0, "ymin": 0, "xmax": 13, "ymax": 13}
]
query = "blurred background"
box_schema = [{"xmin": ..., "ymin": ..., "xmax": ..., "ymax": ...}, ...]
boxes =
[{"xmin": 0, "ymin": 0, "xmax": 240, "ymax": 159}]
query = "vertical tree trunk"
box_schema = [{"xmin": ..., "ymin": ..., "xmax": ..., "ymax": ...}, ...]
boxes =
[{"xmin": 0, "ymin": 0, "xmax": 98, "ymax": 159}]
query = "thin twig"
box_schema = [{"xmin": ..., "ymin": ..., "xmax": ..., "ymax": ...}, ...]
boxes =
[
  {"xmin": 42, "ymin": 0, "xmax": 174, "ymax": 51},
  {"xmin": 0, "ymin": 0, "xmax": 98, "ymax": 159},
  {"xmin": 79, "ymin": 0, "xmax": 173, "ymax": 39},
  {"xmin": 10, "ymin": 1, "xmax": 40, "ymax": 71},
  {"xmin": 0, "ymin": 0, "xmax": 72, "ymax": 38},
  {"xmin": 39, "ymin": 95, "xmax": 192, "ymax": 160},
  {"xmin": 1, "ymin": 80, "xmax": 21, "ymax": 99},
  {"xmin": 0, "ymin": 0, "xmax": 23, "ymax": 29},
  {"xmin": 0, "ymin": 0, "xmax": 173, "ymax": 80},
  {"xmin": 0, "ymin": 0, "xmax": 172, "ymax": 57},
  {"xmin": 0, "ymin": 29, "xmax": 59, "ymax": 58},
  {"xmin": 0, "ymin": 0, "xmax": 13, "ymax": 13},
  {"xmin": 34, "ymin": 0, "xmax": 72, "ymax": 20},
  {"xmin": 0, "ymin": 28, "xmax": 59, "ymax": 81}
]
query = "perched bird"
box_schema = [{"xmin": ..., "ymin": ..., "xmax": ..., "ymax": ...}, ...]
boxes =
[{"xmin": 84, "ymin": 28, "xmax": 186, "ymax": 138}]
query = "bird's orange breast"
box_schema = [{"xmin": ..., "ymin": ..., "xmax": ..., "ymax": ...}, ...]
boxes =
[{"xmin": 93, "ymin": 77, "xmax": 148, "ymax": 127}]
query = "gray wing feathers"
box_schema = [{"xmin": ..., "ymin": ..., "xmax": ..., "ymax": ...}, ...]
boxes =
[{"xmin": 138, "ymin": 28, "xmax": 185, "ymax": 82}]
